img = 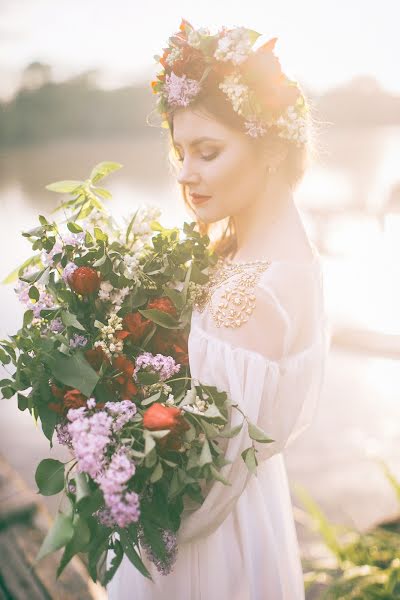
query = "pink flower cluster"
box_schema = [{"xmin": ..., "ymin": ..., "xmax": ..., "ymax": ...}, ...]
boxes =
[
  {"xmin": 67, "ymin": 408, "xmax": 112, "ymax": 479},
  {"xmin": 97, "ymin": 450, "xmax": 140, "ymax": 528},
  {"xmin": 65, "ymin": 401, "xmax": 140, "ymax": 528},
  {"xmin": 135, "ymin": 352, "xmax": 180, "ymax": 381},
  {"xmin": 163, "ymin": 72, "xmax": 201, "ymax": 107}
]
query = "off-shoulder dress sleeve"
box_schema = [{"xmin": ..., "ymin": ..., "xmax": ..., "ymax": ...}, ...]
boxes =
[{"xmin": 177, "ymin": 260, "xmax": 330, "ymax": 544}]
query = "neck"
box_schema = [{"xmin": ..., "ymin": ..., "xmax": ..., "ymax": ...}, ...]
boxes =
[{"xmin": 231, "ymin": 174, "xmax": 296, "ymax": 262}]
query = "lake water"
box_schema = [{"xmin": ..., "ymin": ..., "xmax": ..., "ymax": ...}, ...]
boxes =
[{"xmin": 0, "ymin": 126, "xmax": 400, "ymax": 560}]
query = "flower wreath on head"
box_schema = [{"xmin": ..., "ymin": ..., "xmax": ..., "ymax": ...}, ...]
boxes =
[{"xmin": 150, "ymin": 19, "xmax": 310, "ymax": 146}]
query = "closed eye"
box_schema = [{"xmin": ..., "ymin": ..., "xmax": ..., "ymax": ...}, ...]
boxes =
[{"xmin": 176, "ymin": 152, "xmax": 218, "ymax": 163}]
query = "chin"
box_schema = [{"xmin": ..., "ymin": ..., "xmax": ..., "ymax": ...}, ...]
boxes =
[{"xmin": 192, "ymin": 204, "xmax": 229, "ymax": 225}]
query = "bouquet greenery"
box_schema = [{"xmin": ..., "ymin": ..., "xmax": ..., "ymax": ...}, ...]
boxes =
[{"xmin": 0, "ymin": 162, "xmax": 273, "ymax": 585}]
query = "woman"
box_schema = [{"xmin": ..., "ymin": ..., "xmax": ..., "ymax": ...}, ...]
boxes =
[{"xmin": 108, "ymin": 20, "xmax": 330, "ymax": 600}]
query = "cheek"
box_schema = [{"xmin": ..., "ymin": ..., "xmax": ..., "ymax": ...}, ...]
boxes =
[{"xmin": 211, "ymin": 150, "xmax": 264, "ymax": 213}]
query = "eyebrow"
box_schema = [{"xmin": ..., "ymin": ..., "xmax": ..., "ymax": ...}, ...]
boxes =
[{"xmin": 173, "ymin": 136, "xmax": 223, "ymax": 148}]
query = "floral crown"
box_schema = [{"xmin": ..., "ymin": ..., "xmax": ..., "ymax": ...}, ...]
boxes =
[{"xmin": 151, "ymin": 19, "xmax": 310, "ymax": 146}]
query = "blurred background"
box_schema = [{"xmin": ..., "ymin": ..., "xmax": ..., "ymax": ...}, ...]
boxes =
[{"xmin": 0, "ymin": 0, "xmax": 400, "ymax": 596}]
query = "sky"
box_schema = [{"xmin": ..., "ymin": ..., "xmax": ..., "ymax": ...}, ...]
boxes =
[{"xmin": 0, "ymin": 0, "xmax": 399, "ymax": 99}]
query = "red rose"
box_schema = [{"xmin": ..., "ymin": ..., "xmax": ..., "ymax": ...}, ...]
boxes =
[
  {"xmin": 143, "ymin": 402, "xmax": 190, "ymax": 452},
  {"xmin": 147, "ymin": 297, "xmax": 177, "ymax": 318},
  {"xmin": 63, "ymin": 388, "xmax": 87, "ymax": 409},
  {"xmin": 84, "ymin": 347, "xmax": 110, "ymax": 371},
  {"xmin": 119, "ymin": 312, "xmax": 152, "ymax": 344},
  {"xmin": 69, "ymin": 266, "xmax": 100, "ymax": 296},
  {"xmin": 113, "ymin": 355, "xmax": 135, "ymax": 379},
  {"xmin": 111, "ymin": 354, "xmax": 138, "ymax": 400},
  {"xmin": 152, "ymin": 329, "xmax": 189, "ymax": 365}
]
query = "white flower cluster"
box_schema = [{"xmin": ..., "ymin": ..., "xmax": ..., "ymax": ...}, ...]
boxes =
[
  {"xmin": 187, "ymin": 27, "xmax": 208, "ymax": 48},
  {"xmin": 166, "ymin": 47, "xmax": 183, "ymax": 66},
  {"xmin": 165, "ymin": 394, "xmax": 176, "ymax": 406},
  {"xmin": 122, "ymin": 254, "xmax": 141, "ymax": 283},
  {"xmin": 276, "ymin": 105, "xmax": 309, "ymax": 146},
  {"xmin": 98, "ymin": 281, "xmax": 130, "ymax": 313},
  {"xmin": 219, "ymin": 72, "xmax": 249, "ymax": 114},
  {"xmin": 244, "ymin": 119, "xmax": 268, "ymax": 138},
  {"xmin": 214, "ymin": 27, "xmax": 252, "ymax": 65},
  {"xmin": 94, "ymin": 313, "xmax": 124, "ymax": 359},
  {"xmin": 181, "ymin": 395, "xmax": 209, "ymax": 415}
]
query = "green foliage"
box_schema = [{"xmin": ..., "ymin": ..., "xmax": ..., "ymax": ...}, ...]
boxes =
[
  {"xmin": 35, "ymin": 459, "xmax": 65, "ymax": 496},
  {"xmin": 299, "ymin": 462, "xmax": 400, "ymax": 598}
]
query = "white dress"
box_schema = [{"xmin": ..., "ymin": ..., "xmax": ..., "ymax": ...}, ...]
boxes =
[{"xmin": 107, "ymin": 250, "xmax": 330, "ymax": 600}]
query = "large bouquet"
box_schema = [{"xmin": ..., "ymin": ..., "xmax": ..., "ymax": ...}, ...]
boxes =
[{"xmin": 0, "ymin": 162, "xmax": 273, "ymax": 585}]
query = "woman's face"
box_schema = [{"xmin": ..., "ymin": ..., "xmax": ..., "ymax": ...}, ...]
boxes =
[{"xmin": 172, "ymin": 107, "xmax": 269, "ymax": 224}]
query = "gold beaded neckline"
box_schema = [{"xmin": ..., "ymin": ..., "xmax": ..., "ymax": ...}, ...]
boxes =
[{"xmin": 193, "ymin": 257, "xmax": 271, "ymax": 328}]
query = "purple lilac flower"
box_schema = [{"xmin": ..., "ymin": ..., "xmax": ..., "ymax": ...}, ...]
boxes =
[
  {"xmin": 105, "ymin": 400, "xmax": 137, "ymax": 432},
  {"xmin": 41, "ymin": 241, "xmax": 63, "ymax": 266},
  {"xmin": 138, "ymin": 524, "xmax": 178, "ymax": 575},
  {"xmin": 15, "ymin": 279, "xmax": 55, "ymax": 318},
  {"xmin": 98, "ymin": 450, "xmax": 140, "ymax": 528},
  {"xmin": 67, "ymin": 409, "xmax": 112, "ymax": 479},
  {"xmin": 55, "ymin": 423, "xmax": 73, "ymax": 448},
  {"xmin": 62, "ymin": 262, "xmax": 78, "ymax": 284},
  {"xmin": 135, "ymin": 352, "xmax": 180, "ymax": 382},
  {"xmin": 95, "ymin": 507, "xmax": 116, "ymax": 528},
  {"xmin": 50, "ymin": 317, "xmax": 64, "ymax": 333},
  {"xmin": 163, "ymin": 72, "xmax": 201, "ymax": 107},
  {"xmin": 62, "ymin": 232, "xmax": 85, "ymax": 247},
  {"xmin": 69, "ymin": 334, "xmax": 88, "ymax": 349},
  {"xmin": 68, "ymin": 482, "xmax": 76, "ymax": 494},
  {"xmin": 87, "ymin": 397, "xmax": 96, "ymax": 409}
]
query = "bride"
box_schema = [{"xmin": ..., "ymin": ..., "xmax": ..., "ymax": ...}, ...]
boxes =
[{"xmin": 107, "ymin": 20, "xmax": 330, "ymax": 600}]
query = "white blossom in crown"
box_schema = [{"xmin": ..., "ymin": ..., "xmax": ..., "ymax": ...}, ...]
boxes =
[
  {"xmin": 276, "ymin": 105, "xmax": 309, "ymax": 146},
  {"xmin": 214, "ymin": 27, "xmax": 253, "ymax": 65},
  {"xmin": 218, "ymin": 72, "xmax": 250, "ymax": 115}
]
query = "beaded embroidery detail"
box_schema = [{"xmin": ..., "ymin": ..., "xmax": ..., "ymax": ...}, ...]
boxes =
[{"xmin": 193, "ymin": 258, "xmax": 271, "ymax": 328}]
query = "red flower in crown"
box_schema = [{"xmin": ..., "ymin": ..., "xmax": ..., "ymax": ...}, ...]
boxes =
[{"xmin": 242, "ymin": 38, "xmax": 301, "ymax": 115}]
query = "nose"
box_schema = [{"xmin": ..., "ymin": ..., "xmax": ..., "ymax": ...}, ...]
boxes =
[{"xmin": 177, "ymin": 158, "xmax": 200, "ymax": 186}]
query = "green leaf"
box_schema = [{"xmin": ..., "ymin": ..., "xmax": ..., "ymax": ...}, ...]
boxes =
[
  {"xmin": 94, "ymin": 227, "xmax": 108, "ymax": 242},
  {"xmin": 102, "ymin": 539, "xmax": 123, "ymax": 586},
  {"xmin": 45, "ymin": 180, "xmax": 83, "ymax": 194},
  {"xmin": 2, "ymin": 254, "xmax": 42, "ymax": 285},
  {"xmin": 163, "ymin": 288, "xmax": 185, "ymax": 311},
  {"xmin": 56, "ymin": 515, "xmax": 91, "ymax": 577},
  {"xmin": 45, "ymin": 350, "xmax": 99, "ymax": 397},
  {"xmin": 241, "ymin": 446, "xmax": 258, "ymax": 475},
  {"xmin": 75, "ymin": 472, "xmax": 90, "ymax": 504},
  {"xmin": 141, "ymin": 391, "xmax": 161, "ymax": 406},
  {"xmin": 67, "ymin": 222, "xmax": 83, "ymax": 233},
  {"xmin": 218, "ymin": 423, "xmax": 243, "ymax": 438},
  {"xmin": 23, "ymin": 310, "xmax": 34, "ymax": 328},
  {"xmin": 90, "ymin": 161, "xmax": 123, "ymax": 184},
  {"xmin": 36, "ymin": 511, "xmax": 74, "ymax": 561},
  {"xmin": 93, "ymin": 186, "xmax": 112, "ymax": 200},
  {"xmin": 61, "ymin": 310, "xmax": 85, "ymax": 331},
  {"xmin": 139, "ymin": 309, "xmax": 179, "ymax": 329},
  {"xmin": 143, "ymin": 430, "xmax": 156, "ymax": 455},
  {"xmin": 198, "ymin": 438, "xmax": 213, "ymax": 467},
  {"xmin": 136, "ymin": 371, "xmax": 159, "ymax": 385},
  {"xmin": 209, "ymin": 464, "xmax": 232, "ymax": 486},
  {"xmin": 150, "ymin": 461, "xmax": 163, "ymax": 483},
  {"xmin": 118, "ymin": 529, "xmax": 153, "ymax": 581},
  {"xmin": 247, "ymin": 421, "xmax": 274, "ymax": 443},
  {"xmin": 0, "ymin": 349, "xmax": 11, "ymax": 365},
  {"xmin": 35, "ymin": 458, "xmax": 65, "ymax": 496},
  {"xmin": 28, "ymin": 286, "xmax": 40, "ymax": 301}
]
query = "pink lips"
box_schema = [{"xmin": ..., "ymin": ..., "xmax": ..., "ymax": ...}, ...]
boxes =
[{"xmin": 190, "ymin": 193, "xmax": 212, "ymax": 206}]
